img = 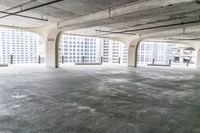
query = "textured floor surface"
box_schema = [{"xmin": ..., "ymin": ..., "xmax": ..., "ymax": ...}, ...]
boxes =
[{"xmin": 0, "ymin": 65, "xmax": 200, "ymax": 133}]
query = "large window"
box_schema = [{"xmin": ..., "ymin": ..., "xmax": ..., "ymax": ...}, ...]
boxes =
[
  {"xmin": 59, "ymin": 34, "xmax": 128, "ymax": 64},
  {"xmin": 0, "ymin": 28, "xmax": 43, "ymax": 64},
  {"xmin": 137, "ymin": 41, "xmax": 196, "ymax": 66}
]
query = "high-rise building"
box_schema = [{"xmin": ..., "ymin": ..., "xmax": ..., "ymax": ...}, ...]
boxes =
[
  {"xmin": 137, "ymin": 41, "xmax": 197, "ymax": 65},
  {"xmin": 0, "ymin": 30, "xmax": 128, "ymax": 65},
  {"xmin": 59, "ymin": 34, "xmax": 128, "ymax": 64},
  {"xmin": 0, "ymin": 28, "xmax": 42, "ymax": 64},
  {"xmin": 59, "ymin": 34, "xmax": 101, "ymax": 63},
  {"xmin": 171, "ymin": 45, "xmax": 196, "ymax": 64},
  {"xmin": 99, "ymin": 39, "xmax": 128, "ymax": 64},
  {"xmin": 137, "ymin": 42, "xmax": 175, "ymax": 65}
]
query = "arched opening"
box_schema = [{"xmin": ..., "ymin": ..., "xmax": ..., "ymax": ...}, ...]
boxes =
[
  {"xmin": 58, "ymin": 33, "xmax": 128, "ymax": 67},
  {"xmin": 136, "ymin": 41, "xmax": 197, "ymax": 68},
  {"xmin": 0, "ymin": 27, "xmax": 44, "ymax": 65}
]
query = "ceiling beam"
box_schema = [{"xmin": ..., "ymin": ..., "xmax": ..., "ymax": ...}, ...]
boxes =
[
  {"xmin": 58, "ymin": 0, "xmax": 198, "ymax": 29},
  {"xmin": 0, "ymin": 0, "xmax": 64, "ymax": 20},
  {"xmin": 97, "ymin": 19, "xmax": 200, "ymax": 34},
  {"xmin": 141, "ymin": 25, "xmax": 200, "ymax": 39},
  {"xmin": 0, "ymin": 10, "xmax": 48, "ymax": 21}
]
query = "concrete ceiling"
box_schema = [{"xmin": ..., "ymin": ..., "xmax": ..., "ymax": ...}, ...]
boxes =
[
  {"xmin": 0, "ymin": 0, "xmax": 137, "ymax": 27},
  {"xmin": 1, "ymin": 0, "xmax": 200, "ymax": 41}
]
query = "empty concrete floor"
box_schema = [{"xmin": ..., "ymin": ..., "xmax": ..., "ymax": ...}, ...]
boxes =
[{"xmin": 0, "ymin": 65, "xmax": 200, "ymax": 133}]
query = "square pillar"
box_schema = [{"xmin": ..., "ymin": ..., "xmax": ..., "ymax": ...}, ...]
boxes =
[{"xmin": 128, "ymin": 45, "xmax": 137, "ymax": 67}]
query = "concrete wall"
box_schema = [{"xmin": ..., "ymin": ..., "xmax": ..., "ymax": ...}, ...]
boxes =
[{"xmin": 196, "ymin": 49, "xmax": 200, "ymax": 68}]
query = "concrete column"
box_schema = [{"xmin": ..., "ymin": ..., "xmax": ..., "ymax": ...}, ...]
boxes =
[
  {"xmin": 127, "ymin": 39, "xmax": 141, "ymax": 67},
  {"xmin": 45, "ymin": 29, "xmax": 62, "ymax": 68},
  {"xmin": 196, "ymin": 49, "xmax": 200, "ymax": 69},
  {"xmin": 179, "ymin": 48, "xmax": 184, "ymax": 64},
  {"xmin": 115, "ymin": 37, "xmax": 141, "ymax": 67}
]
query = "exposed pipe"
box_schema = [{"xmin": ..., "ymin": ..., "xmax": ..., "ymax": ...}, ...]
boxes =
[
  {"xmin": 4, "ymin": 0, "xmax": 36, "ymax": 12},
  {"xmin": 97, "ymin": 19, "xmax": 200, "ymax": 34},
  {"xmin": 95, "ymin": 15, "xmax": 193, "ymax": 35},
  {"xmin": 100, "ymin": 17, "xmax": 186, "ymax": 33},
  {"xmin": 15, "ymin": 0, "xmax": 64, "ymax": 14},
  {"xmin": 95, "ymin": 29, "xmax": 136, "ymax": 35},
  {"xmin": 0, "ymin": 10, "xmax": 48, "ymax": 21},
  {"xmin": 116, "ymin": 3, "xmax": 200, "ymax": 33},
  {"xmin": 125, "ymin": 20, "xmax": 200, "ymax": 32},
  {"xmin": 0, "ymin": 0, "xmax": 64, "ymax": 20},
  {"xmin": 0, "ymin": 0, "xmax": 47, "ymax": 21},
  {"xmin": 169, "ymin": 37, "xmax": 200, "ymax": 40}
]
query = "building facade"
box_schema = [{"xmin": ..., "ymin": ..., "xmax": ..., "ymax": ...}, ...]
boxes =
[
  {"xmin": 59, "ymin": 35, "xmax": 100, "ymax": 63},
  {"xmin": 137, "ymin": 41, "xmax": 175, "ymax": 65},
  {"xmin": 59, "ymin": 34, "xmax": 128, "ymax": 64},
  {"xmin": 137, "ymin": 41, "xmax": 197, "ymax": 65},
  {"xmin": 1, "ymin": 28, "xmax": 195, "ymax": 66},
  {"xmin": 171, "ymin": 45, "xmax": 196, "ymax": 64},
  {"xmin": 0, "ymin": 28, "xmax": 196, "ymax": 66},
  {"xmin": 0, "ymin": 30, "xmax": 128, "ymax": 65},
  {"xmin": 99, "ymin": 39, "xmax": 128, "ymax": 64},
  {"xmin": 0, "ymin": 28, "xmax": 42, "ymax": 64}
]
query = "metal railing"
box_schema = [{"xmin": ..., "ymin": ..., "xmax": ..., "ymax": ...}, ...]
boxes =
[
  {"xmin": 59, "ymin": 56, "xmax": 123, "ymax": 64},
  {"xmin": 0, "ymin": 55, "xmax": 45, "ymax": 65}
]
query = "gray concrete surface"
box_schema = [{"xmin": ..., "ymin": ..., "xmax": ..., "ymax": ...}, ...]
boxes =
[
  {"xmin": 0, "ymin": 65, "xmax": 200, "ymax": 133},
  {"xmin": 2, "ymin": 0, "xmax": 200, "ymax": 43}
]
